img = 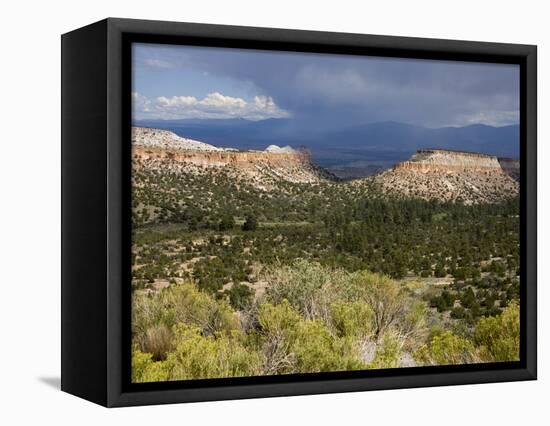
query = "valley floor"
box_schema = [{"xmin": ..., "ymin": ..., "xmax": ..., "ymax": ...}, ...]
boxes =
[{"xmin": 131, "ymin": 196, "xmax": 520, "ymax": 382}]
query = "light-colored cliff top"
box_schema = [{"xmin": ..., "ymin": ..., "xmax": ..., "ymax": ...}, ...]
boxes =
[
  {"xmin": 406, "ymin": 149, "xmax": 501, "ymax": 169},
  {"xmin": 265, "ymin": 144, "xmax": 298, "ymax": 154},
  {"xmin": 132, "ymin": 127, "xmax": 302, "ymax": 157},
  {"xmin": 416, "ymin": 148, "xmax": 496, "ymax": 158},
  {"xmin": 132, "ymin": 126, "xmax": 223, "ymax": 152}
]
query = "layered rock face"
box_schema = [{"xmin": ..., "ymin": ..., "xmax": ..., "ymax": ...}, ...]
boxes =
[
  {"xmin": 498, "ymin": 158, "xmax": 521, "ymax": 181},
  {"xmin": 133, "ymin": 146, "xmax": 310, "ymax": 168},
  {"xmin": 374, "ymin": 149, "xmax": 520, "ymax": 204},
  {"xmin": 132, "ymin": 126, "xmax": 334, "ymax": 185},
  {"xmin": 394, "ymin": 149, "xmax": 503, "ymax": 173}
]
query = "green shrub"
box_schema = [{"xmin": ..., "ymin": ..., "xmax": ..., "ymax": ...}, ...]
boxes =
[
  {"xmin": 258, "ymin": 300, "xmax": 301, "ymax": 336},
  {"xmin": 430, "ymin": 289, "xmax": 455, "ymax": 312},
  {"xmin": 352, "ymin": 270, "xmax": 408, "ymax": 340},
  {"xmin": 218, "ymin": 214, "xmax": 235, "ymax": 231},
  {"xmin": 166, "ymin": 325, "xmax": 261, "ymax": 380},
  {"xmin": 264, "ymin": 260, "xmax": 350, "ymax": 322},
  {"xmin": 132, "ymin": 282, "xmax": 238, "ymax": 358},
  {"xmin": 370, "ymin": 332, "xmax": 402, "ymax": 369},
  {"xmin": 256, "ymin": 301, "xmax": 365, "ymax": 374},
  {"xmin": 242, "ymin": 214, "xmax": 258, "ymax": 231},
  {"xmin": 474, "ymin": 302, "xmax": 520, "ymax": 362},
  {"xmin": 132, "ymin": 350, "xmax": 170, "ymax": 383},
  {"xmin": 400, "ymin": 300, "xmax": 428, "ymax": 348},
  {"xmin": 330, "ymin": 301, "xmax": 373, "ymax": 338},
  {"xmin": 256, "ymin": 301, "xmax": 301, "ymax": 374},
  {"xmin": 226, "ymin": 283, "xmax": 254, "ymax": 311},
  {"xmin": 450, "ymin": 306, "xmax": 466, "ymax": 319},
  {"xmin": 414, "ymin": 331, "xmax": 477, "ymax": 366},
  {"xmin": 292, "ymin": 320, "xmax": 365, "ymax": 373}
]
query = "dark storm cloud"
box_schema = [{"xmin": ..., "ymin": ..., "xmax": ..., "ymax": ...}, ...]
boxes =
[{"xmin": 134, "ymin": 43, "xmax": 519, "ymax": 128}]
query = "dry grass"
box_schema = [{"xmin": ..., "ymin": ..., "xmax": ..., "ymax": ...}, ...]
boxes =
[{"xmin": 142, "ymin": 324, "xmax": 173, "ymax": 361}]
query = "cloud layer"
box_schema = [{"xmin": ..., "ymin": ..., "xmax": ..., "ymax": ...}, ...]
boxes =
[
  {"xmin": 133, "ymin": 44, "xmax": 519, "ymax": 128},
  {"xmin": 133, "ymin": 91, "xmax": 290, "ymax": 121}
]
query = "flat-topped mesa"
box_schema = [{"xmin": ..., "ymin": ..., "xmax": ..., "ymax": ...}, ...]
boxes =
[
  {"xmin": 132, "ymin": 126, "xmax": 311, "ymax": 167},
  {"xmin": 374, "ymin": 148, "xmax": 520, "ymax": 204},
  {"xmin": 131, "ymin": 126, "xmax": 329, "ymax": 184},
  {"xmin": 393, "ymin": 149, "xmax": 504, "ymax": 173}
]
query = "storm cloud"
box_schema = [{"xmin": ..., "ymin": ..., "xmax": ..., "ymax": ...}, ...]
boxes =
[{"xmin": 133, "ymin": 43, "xmax": 519, "ymax": 128}]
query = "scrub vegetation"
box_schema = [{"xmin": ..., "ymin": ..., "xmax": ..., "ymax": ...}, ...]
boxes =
[{"xmin": 131, "ymin": 163, "xmax": 520, "ymax": 382}]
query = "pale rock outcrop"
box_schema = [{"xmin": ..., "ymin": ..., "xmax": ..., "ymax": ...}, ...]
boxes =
[
  {"xmin": 372, "ymin": 149, "xmax": 520, "ymax": 205},
  {"xmin": 132, "ymin": 126, "xmax": 334, "ymax": 185},
  {"xmin": 132, "ymin": 126, "xmax": 222, "ymax": 152},
  {"xmin": 264, "ymin": 144, "xmax": 298, "ymax": 154}
]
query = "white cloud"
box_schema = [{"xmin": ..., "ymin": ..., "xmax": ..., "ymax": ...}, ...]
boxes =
[
  {"xmin": 132, "ymin": 92, "xmax": 152, "ymax": 112},
  {"xmin": 156, "ymin": 95, "xmax": 198, "ymax": 107},
  {"xmin": 132, "ymin": 91, "xmax": 290, "ymax": 121}
]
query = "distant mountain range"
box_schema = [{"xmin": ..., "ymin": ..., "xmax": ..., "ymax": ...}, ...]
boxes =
[{"xmin": 134, "ymin": 118, "xmax": 519, "ymax": 177}]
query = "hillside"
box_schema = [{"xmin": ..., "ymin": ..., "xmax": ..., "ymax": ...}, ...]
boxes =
[
  {"xmin": 370, "ymin": 149, "xmax": 519, "ymax": 205},
  {"xmin": 131, "ymin": 126, "xmax": 343, "ymax": 226}
]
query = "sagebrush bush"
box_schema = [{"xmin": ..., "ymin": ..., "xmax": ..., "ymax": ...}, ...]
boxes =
[
  {"xmin": 414, "ymin": 331, "xmax": 478, "ymax": 365},
  {"xmin": 256, "ymin": 301, "xmax": 301, "ymax": 375},
  {"xmin": 166, "ymin": 325, "xmax": 261, "ymax": 380},
  {"xmin": 330, "ymin": 301, "xmax": 373, "ymax": 338},
  {"xmin": 158, "ymin": 282, "xmax": 238, "ymax": 336},
  {"xmin": 369, "ymin": 332, "xmax": 402, "ymax": 369},
  {"xmin": 474, "ymin": 302, "xmax": 520, "ymax": 362},
  {"xmin": 352, "ymin": 270, "xmax": 409, "ymax": 340},
  {"xmin": 263, "ymin": 260, "xmax": 347, "ymax": 321},
  {"xmin": 414, "ymin": 304, "xmax": 520, "ymax": 366},
  {"xmin": 133, "ymin": 282, "xmax": 237, "ymax": 339},
  {"xmin": 142, "ymin": 324, "xmax": 173, "ymax": 361},
  {"xmin": 292, "ymin": 320, "xmax": 366, "ymax": 373},
  {"xmin": 256, "ymin": 300, "xmax": 366, "ymax": 375},
  {"xmin": 132, "ymin": 350, "xmax": 170, "ymax": 383}
]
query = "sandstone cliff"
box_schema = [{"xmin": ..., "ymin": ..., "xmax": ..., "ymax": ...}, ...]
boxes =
[
  {"xmin": 132, "ymin": 126, "xmax": 334, "ymax": 186},
  {"xmin": 394, "ymin": 149, "xmax": 503, "ymax": 172},
  {"xmin": 498, "ymin": 157, "xmax": 521, "ymax": 181},
  {"xmin": 372, "ymin": 149, "xmax": 519, "ymax": 204}
]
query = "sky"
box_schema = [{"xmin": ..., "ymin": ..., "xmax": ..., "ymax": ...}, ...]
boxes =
[{"xmin": 132, "ymin": 43, "xmax": 520, "ymax": 129}]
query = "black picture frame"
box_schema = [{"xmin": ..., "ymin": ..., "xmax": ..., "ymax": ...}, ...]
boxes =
[{"xmin": 61, "ymin": 17, "xmax": 537, "ymax": 407}]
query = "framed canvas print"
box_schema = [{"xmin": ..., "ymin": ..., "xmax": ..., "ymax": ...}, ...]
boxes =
[{"xmin": 61, "ymin": 18, "xmax": 537, "ymax": 407}]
